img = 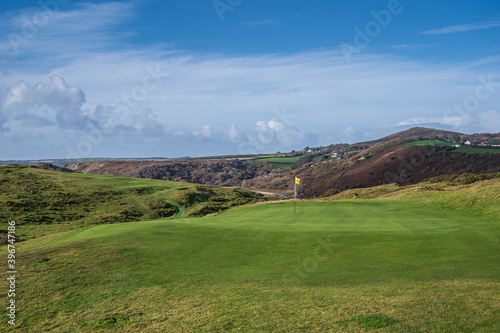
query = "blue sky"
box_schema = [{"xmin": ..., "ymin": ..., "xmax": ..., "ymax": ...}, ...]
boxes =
[{"xmin": 0, "ymin": 0, "xmax": 499, "ymax": 159}]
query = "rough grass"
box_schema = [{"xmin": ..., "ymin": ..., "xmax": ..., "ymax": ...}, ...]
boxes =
[
  {"xmin": 323, "ymin": 174, "xmax": 500, "ymax": 220},
  {"xmin": 2, "ymin": 195, "xmax": 499, "ymax": 332},
  {"xmin": 0, "ymin": 165, "xmax": 260, "ymax": 240}
]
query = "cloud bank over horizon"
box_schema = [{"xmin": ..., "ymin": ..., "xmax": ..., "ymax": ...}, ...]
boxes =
[{"xmin": 0, "ymin": 1, "xmax": 499, "ymax": 159}]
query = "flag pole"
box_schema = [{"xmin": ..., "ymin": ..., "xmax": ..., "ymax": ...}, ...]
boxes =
[{"xmin": 294, "ymin": 179, "xmax": 297, "ymax": 214}]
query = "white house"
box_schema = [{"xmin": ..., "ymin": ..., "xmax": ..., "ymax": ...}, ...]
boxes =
[{"xmin": 464, "ymin": 140, "xmax": 471, "ymax": 145}]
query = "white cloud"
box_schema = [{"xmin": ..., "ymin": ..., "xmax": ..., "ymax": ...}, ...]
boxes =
[
  {"xmin": 343, "ymin": 126, "xmax": 355, "ymax": 136},
  {"xmin": 421, "ymin": 21, "xmax": 500, "ymax": 35},
  {"xmin": 1, "ymin": 2, "xmax": 499, "ymax": 159},
  {"xmin": 397, "ymin": 110, "xmax": 500, "ymax": 132},
  {"xmin": 476, "ymin": 110, "xmax": 500, "ymax": 133},
  {"xmin": 228, "ymin": 124, "xmax": 241, "ymax": 141},
  {"xmin": 200, "ymin": 124, "xmax": 213, "ymax": 138},
  {"xmin": 0, "ymin": 2, "xmax": 135, "ymax": 57},
  {"xmin": 0, "ymin": 75, "xmax": 88, "ymax": 130},
  {"xmin": 253, "ymin": 120, "xmax": 305, "ymax": 148},
  {"xmin": 397, "ymin": 115, "xmax": 470, "ymax": 128},
  {"xmin": 242, "ymin": 19, "xmax": 279, "ymax": 27}
]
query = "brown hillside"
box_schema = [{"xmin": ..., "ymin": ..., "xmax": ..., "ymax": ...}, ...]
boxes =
[
  {"xmin": 356, "ymin": 127, "xmax": 464, "ymax": 146},
  {"xmin": 247, "ymin": 141, "xmax": 500, "ymax": 198},
  {"xmin": 68, "ymin": 159, "xmax": 273, "ymax": 186},
  {"xmin": 65, "ymin": 128, "xmax": 500, "ymax": 198}
]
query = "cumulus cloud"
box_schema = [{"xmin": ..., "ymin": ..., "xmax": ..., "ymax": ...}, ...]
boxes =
[
  {"xmin": 193, "ymin": 124, "xmax": 213, "ymax": 138},
  {"xmin": 397, "ymin": 110, "xmax": 500, "ymax": 133},
  {"xmin": 0, "ymin": 75, "xmax": 167, "ymax": 149},
  {"xmin": 250, "ymin": 119, "xmax": 306, "ymax": 150},
  {"xmin": 1, "ymin": 1, "xmax": 499, "ymax": 159},
  {"xmin": 397, "ymin": 115, "xmax": 471, "ymax": 127},
  {"xmin": 228, "ymin": 124, "xmax": 241, "ymax": 141},
  {"xmin": 0, "ymin": 75, "xmax": 90, "ymax": 130}
]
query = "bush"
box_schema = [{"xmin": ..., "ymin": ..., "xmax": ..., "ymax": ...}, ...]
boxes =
[{"xmin": 320, "ymin": 188, "xmax": 341, "ymax": 198}]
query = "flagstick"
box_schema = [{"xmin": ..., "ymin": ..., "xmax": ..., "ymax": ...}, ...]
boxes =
[{"xmin": 294, "ymin": 180, "xmax": 296, "ymax": 214}]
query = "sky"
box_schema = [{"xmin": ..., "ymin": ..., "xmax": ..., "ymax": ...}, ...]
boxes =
[{"xmin": 0, "ymin": 0, "xmax": 499, "ymax": 160}]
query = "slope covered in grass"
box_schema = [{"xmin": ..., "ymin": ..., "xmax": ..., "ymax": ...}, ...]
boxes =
[
  {"xmin": 3, "ymin": 192, "xmax": 499, "ymax": 331},
  {"xmin": 0, "ymin": 165, "xmax": 260, "ymax": 240},
  {"xmin": 323, "ymin": 173, "xmax": 500, "ymax": 219}
]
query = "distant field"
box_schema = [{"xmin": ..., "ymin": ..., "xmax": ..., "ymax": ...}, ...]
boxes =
[
  {"xmin": 3, "ymin": 181, "xmax": 499, "ymax": 331},
  {"xmin": 406, "ymin": 140, "xmax": 455, "ymax": 147},
  {"xmin": 245, "ymin": 156, "xmax": 301, "ymax": 169},
  {"xmin": 450, "ymin": 147, "xmax": 500, "ymax": 153},
  {"xmin": 406, "ymin": 140, "xmax": 500, "ymax": 153}
]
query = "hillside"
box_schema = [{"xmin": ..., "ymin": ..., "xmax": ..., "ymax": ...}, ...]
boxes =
[
  {"xmin": 67, "ymin": 159, "xmax": 273, "ymax": 186},
  {"xmin": 0, "ymin": 165, "xmax": 261, "ymax": 240},
  {"xmin": 63, "ymin": 128, "xmax": 500, "ymax": 198},
  {"xmin": 356, "ymin": 127, "xmax": 500, "ymax": 146},
  {"xmin": 248, "ymin": 140, "xmax": 500, "ymax": 198},
  {"xmin": 355, "ymin": 127, "xmax": 465, "ymax": 146}
]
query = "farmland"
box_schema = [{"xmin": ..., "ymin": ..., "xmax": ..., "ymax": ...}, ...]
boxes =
[
  {"xmin": 406, "ymin": 140, "xmax": 455, "ymax": 147},
  {"xmin": 406, "ymin": 140, "xmax": 500, "ymax": 153},
  {"xmin": 244, "ymin": 156, "xmax": 302, "ymax": 169},
  {"xmin": 451, "ymin": 147, "xmax": 500, "ymax": 153}
]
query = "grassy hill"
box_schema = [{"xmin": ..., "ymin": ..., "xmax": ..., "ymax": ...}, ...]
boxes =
[
  {"xmin": 1, "ymin": 173, "xmax": 499, "ymax": 331},
  {"xmin": 323, "ymin": 173, "xmax": 500, "ymax": 220},
  {"xmin": 0, "ymin": 165, "xmax": 261, "ymax": 240}
]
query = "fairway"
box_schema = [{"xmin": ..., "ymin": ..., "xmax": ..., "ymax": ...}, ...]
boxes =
[{"xmin": 7, "ymin": 199, "xmax": 500, "ymax": 332}]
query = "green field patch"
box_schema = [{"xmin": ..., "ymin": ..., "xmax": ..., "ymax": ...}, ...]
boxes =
[
  {"xmin": 450, "ymin": 147, "xmax": 500, "ymax": 153},
  {"xmin": 406, "ymin": 140, "xmax": 455, "ymax": 147},
  {"xmin": 247, "ymin": 156, "xmax": 301, "ymax": 169}
]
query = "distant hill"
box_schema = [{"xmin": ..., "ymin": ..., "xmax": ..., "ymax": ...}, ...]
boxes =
[
  {"xmin": 247, "ymin": 140, "xmax": 500, "ymax": 197},
  {"xmin": 67, "ymin": 159, "xmax": 274, "ymax": 187},
  {"xmin": 63, "ymin": 127, "xmax": 500, "ymax": 198},
  {"xmin": 356, "ymin": 127, "xmax": 464, "ymax": 146}
]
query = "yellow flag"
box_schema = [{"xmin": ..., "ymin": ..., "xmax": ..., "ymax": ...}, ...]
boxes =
[{"xmin": 295, "ymin": 177, "xmax": 300, "ymax": 185}]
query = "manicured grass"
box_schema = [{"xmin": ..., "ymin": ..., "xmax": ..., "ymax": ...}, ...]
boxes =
[
  {"xmin": 450, "ymin": 147, "xmax": 500, "ymax": 153},
  {"xmin": 406, "ymin": 140, "xmax": 455, "ymax": 147},
  {"xmin": 325, "ymin": 176, "xmax": 500, "ymax": 220},
  {"xmin": 4, "ymin": 198, "xmax": 499, "ymax": 332}
]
